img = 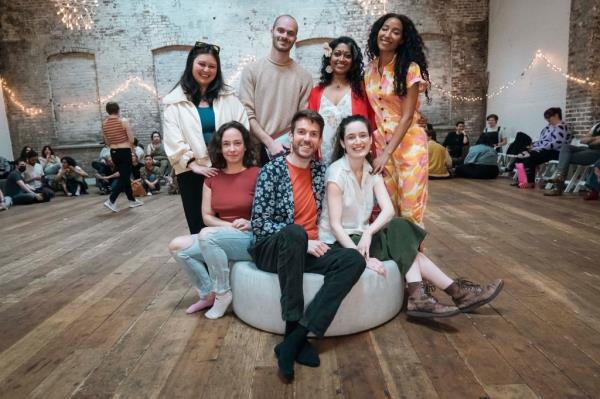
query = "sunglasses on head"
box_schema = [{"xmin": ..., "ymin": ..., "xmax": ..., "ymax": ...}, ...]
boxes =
[{"xmin": 194, "ymin": 41, "xmax": 220, "ymax": 54}]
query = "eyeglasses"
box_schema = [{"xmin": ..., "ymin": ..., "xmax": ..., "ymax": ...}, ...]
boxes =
[{"xmin": 194, "ymin": 41, "xmax": 220, "ymax": 54}]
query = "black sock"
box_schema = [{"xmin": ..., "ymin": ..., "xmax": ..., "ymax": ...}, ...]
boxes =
[
  {"xmin": 285, "ymin": 320, "xmax": 299, "ymax": 337},
  {"xmin": 276, "ymin": 324, "xmax": 308, "ymax": 380}
]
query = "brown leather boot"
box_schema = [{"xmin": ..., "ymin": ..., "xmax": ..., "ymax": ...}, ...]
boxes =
[
  {"xmin": 544, "ymin": 173, "xmax": 565, "ymax": 196},
  {"xmin": 445, "ymin": 279, "xmax": 504, "ymax": 313},
  {"xmin": 406, "ymin": 281, "xmax": 460, "ymax": 318}
]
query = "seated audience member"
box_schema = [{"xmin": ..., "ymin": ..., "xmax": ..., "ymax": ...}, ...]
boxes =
[
  {"xmin": 583, "ymin": 160, "xmax": 600, "ymax": 201},
  {"xmin": 514, "ymin": 107, "xmax": 572, "ymax": 188},
  {"xmin": 249, "ymin": 110, "xmax": 366, "ymax": 381},
  {"xmin": 169, "ymin": 121, "xmax": 259, "ymax": 317},
  {"xmin": 24, "ymin": 150, "xmax": 55, "ymax": 198},
  {"xmin": 443, "ymin": 121, "xmax": 470, "ymax": 165},
  {"xmin": 545, "ymin": 121, "xmax": 600, "ymax": 196},
  {"xmin": 19, "ymin": 146, "xmax": 33, "ymax": 160},
  {"xmin": 481, "ymin": 114, "xmax": 507, "ymax": 152},
  {"xmin": 56, "ymin": 156, "xmax": 88, "ymax": 196},
  {"xmin": 145, "ymin": 131, "xmax": 170, "ymax": 176},
  {"xmin": 99, "ymin": 145, "xmax": 111, "ymax": 161},
  {"xmin": 133, "ymin": 138, "xmax": 145, "ymax": 161},
  {"xmin": 320, "ymin": 115, "xmax": 503, "ymax": 318},
  {"xmin": 140, "ymin": 155, "xmax": 161, "ymax": 195},
  {"xmin": 455, "ymin": 134, "xmax": 500, "ymax": 179},
  {"xmin": 0, "ymin": 188, "xmax": 11, "ymax": 210},
  {"xmin": 92, "ymin": 156, "xmax": 119, "ymax": 194},
  {"xmin": 39, "ymin": 145, "xmax": 61, "ymax": 187},
  {"xmin": 427, "ymin": 128, "xmax": 452, "ymax": 179},
  {"xmin": 130, "ymin": 153, "xmax": 145, "ymax": 197},
  {"xmin": 0, "ymin": 156, "xmax": 11, "ymax": 179},
  {"xmin": 4, "ymin": 159, "xmax": 50, "ymax": 205}
]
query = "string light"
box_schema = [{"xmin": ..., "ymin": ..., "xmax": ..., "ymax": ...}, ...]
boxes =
[
  {"xmin": 0, "ymin": 78, "xmax": 43, "ymax": 116},
  {"xmin": 228, "ymin": 55, "xmax": 256, "ymax": 87},
  {"xmin": 53, "ymin": 0, "xmax": 98, "ymax": 30},
  {"xmin": 434, "ymin": 49, "xmax": 597, "ymax": 102},
  {"xmin": 57, "ymin": 76, "xmax": 158, "ymax": 109},
  {"xmin": 358, "ymin": 0, "xmax": 387, "ymax": 16}
]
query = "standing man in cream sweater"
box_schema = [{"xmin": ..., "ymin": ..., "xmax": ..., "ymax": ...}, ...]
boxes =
[{"xmin": 240, "ymin": 14, "xmax": 313, "ymax": 165}]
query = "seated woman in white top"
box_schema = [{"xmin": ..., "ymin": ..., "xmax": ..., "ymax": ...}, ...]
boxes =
[{"xmin": 319, "ymin": 115, "xmax": 504, "ymax": 318}]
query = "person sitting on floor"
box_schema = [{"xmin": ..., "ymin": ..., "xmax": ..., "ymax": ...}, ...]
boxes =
[
  {"xmin": 427, "ymin": 128, "xmax": 452, "ymax": 179},
  {"xmin": 583, "ymin": 159, "xmax": 600, "ymax": 201},
  {"xmin": 320, "ymin": 114, "xmax": 503, "ymax": 319},
  {"xmin": 0, "ymin": 188, "xmax": 12, "ymax": 210},
  {"xmin": 130, "ymin": 153, "xmax": 145, "ymax": 197},
  {"xmin": 39, "ymin": 145, "xmax": 62, "ymax": 188},
  {"xmin": 454, "ymin": 134, "xmax": 500, "ymax": 179},
  {"xmin": 249, "ymin": 110, "xmax": 366, "ymax": 381},
  {"xmin": 544, "ymin": 121, "xmax": 600, "ymax": 196},
  {"xmin": 133, "ymin": 138, "xmax": 145, "ymax": 161},
  {"xmin": 169, "ymin": 121, "xmax": 260, "ymax": 318},
  {"xmin": 92, "ymin": 156, "xmax": 119, "ymax": 195},
  {"xmin": 24, "ymin": 150, "xmax": 55, "ymax": 199},
  {"xmin": 140, "ymin": 155, "xmax": 162, "ymax": 195},
  {"xmin": 56, "ymin": 156, "xmax": 88, "ymax": 196},
  {"xmin": 3, "ymin": 159, "xmax": 50, "ymax": 205},
  {"xmin": 443, "ymin": 121, "xmax": 470, "ymax": 166},
  {"xmin": 514, "ymin": 107, "xmax": 572, "ymax": 188},
  {"xmin": 146, "ymin": 131, "xmax": 170, "ymax": 177}
]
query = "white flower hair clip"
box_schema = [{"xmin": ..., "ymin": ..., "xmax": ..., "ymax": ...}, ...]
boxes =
[{"xmin": 322, "ymin": 42, "xmax": 332, "ymax": 57}]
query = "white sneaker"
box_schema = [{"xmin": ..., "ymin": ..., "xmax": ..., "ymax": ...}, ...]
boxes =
[
  {"xmin": 146, "ymin": 192, "xmax": 153, "ymax": 196},
  {"xmin": 129, "ymin": 199, "xmax": 144, "ymax": 208},
  {"xmin": 103, "ymin": 199, "xmax": 119, "ymax": 212}
]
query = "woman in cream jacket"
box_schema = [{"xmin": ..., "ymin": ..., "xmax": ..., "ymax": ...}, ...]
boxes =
[{"xmin": 163, "ymin": 42, "xmax": 249, "ymax": 234}]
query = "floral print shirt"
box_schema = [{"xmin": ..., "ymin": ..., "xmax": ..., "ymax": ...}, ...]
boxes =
[{"xmin": 251, "ymin": 156, "xmax": 326, "ymax": 241}]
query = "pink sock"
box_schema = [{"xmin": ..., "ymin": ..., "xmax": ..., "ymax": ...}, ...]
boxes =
[
  {"xmin": 186, "ymin": 292, "xmax": 215, "ymax": 314},
  {"xmin": 515, "ymin": 163, "xmax": 530, "ymax": 188}
]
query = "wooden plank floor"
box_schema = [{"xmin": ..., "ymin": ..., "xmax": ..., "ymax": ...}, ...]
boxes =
[{"xmin": 0, "ymin": 178, "xmax": 599, "ymax": 399}]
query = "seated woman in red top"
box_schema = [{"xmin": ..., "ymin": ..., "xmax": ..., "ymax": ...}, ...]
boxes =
[
  {"xmin": 169, "ymin": 121, "xmax": 259, "ymax": 319},
  {"xmin": 308, "ymin": 36, "xmax": 374, "ymax": 164}
]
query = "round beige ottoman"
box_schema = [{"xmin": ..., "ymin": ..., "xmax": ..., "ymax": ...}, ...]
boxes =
[{"xmin": 230, "ymin": 260, "xmax": 403, "ymax": 336}]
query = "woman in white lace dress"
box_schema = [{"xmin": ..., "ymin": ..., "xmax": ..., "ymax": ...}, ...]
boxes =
[{"xmin": 308, "ymin": 36, "xmax": 374, "ymax": 164}]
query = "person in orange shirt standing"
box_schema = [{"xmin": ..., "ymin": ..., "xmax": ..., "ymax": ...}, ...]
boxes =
[{"xmin": 364, "ymin": 13, "xmax": 431, "ymax": 226}]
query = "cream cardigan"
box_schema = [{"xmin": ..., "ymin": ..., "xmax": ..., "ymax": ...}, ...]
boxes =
[{"xmin": 162, "ymin": 85, "xmax": 249, "ymax": 175}]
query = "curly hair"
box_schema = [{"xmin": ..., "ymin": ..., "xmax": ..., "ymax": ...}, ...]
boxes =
[
  {"xmin": 366, "ymin": 13, "xmax": 430, "ymax": 101},
  {"xmin": 319, "ymin": 36, "xmax": 365, "ymax": 99},
  {"xmin": 330, "ymin": 114, "xmax": 373, "ymax": 165},
  {"xmin": 208, "ymin": 121, "xmax": 257, "ymax": 169}
]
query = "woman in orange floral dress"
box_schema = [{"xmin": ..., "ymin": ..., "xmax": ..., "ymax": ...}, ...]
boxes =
[{"xmin": 364, "ymin": 13, "xmax": 431, "ymax": 226}]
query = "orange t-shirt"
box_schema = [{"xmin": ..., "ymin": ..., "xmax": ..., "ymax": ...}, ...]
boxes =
[{"xmin": 287, "ymin": 160, "xmax": 318, "ymax": 240}]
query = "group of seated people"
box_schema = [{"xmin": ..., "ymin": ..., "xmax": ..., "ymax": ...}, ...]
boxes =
[
  {"xmin": 167, "ymin": 110, "xmax": 504, "ymax": 381},
  {"xmin": 93, "ymin": 131, "xmax": 171, "ymax": 197},
  {"xmin": 0, "ymin": 131, "xmax": 174, "ymax": 211},
  {"xmin": 0, "ymin": 145, "xmax": 89, "ymax": 209},
  {"xmin": 424, "ymin": 108, "xmax": 600, "ymax": 200}
]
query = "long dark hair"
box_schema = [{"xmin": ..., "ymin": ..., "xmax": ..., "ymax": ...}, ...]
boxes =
[
  {"xmin": 331, "ymin": 114, "xmax": 373, "ymax": 165},
  {"xmin": 366, "ymin": 13, "xmax": 430, "ymax": 101},
  {"xmin": 176, "ymin": 45, "xmax": 225, "ymax": 105},
  {"xmin": 208, "ymin": 121, "xmax": 257, "ymax": 169},
  {"xmin": 319, "ymin": 36, "xmax": 365, "ymax": 99},
  {"xmin": 60, "ymin": 156, "xmax": 77, "ymax": 167},
  {"xmin": 41, "ymin": 145, "xmax": 55, "ymax": 157}
]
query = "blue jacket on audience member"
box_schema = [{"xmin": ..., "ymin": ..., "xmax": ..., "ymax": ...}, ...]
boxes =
[
  {"xmin": 251, "ymin": 156, "xmax": 326, "ymax": 241},
  {"xmin": 464, "ymin": 144, "xmax": 498, "ymax": 166}
]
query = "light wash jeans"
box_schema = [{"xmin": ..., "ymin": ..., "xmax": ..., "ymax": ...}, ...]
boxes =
[{"xmin": 173, "ymin": 228, "xmax": 254, "ymax": 297}]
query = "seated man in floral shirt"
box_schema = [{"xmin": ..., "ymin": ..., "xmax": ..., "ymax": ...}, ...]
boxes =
[{"xmin": 249, "ymin": 110, "xmax": 365, "ymax": 382}]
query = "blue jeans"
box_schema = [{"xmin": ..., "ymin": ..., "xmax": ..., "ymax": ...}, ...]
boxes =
[
  {"xmin": 586, "ymin": 160, "xmax": 600, "ymax": 192},
  {"xmin": 173, "ymin": 228, "xmax": 254, "ymax": 297}
]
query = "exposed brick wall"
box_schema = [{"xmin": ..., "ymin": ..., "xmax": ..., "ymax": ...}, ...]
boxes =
[
  {"xmin": 0, "ymin": 0, "xmax": 489, "ymax": 170},
  {"xmin": 565, "ymin": 0, "xmax": 600, "ymax": 135}
]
